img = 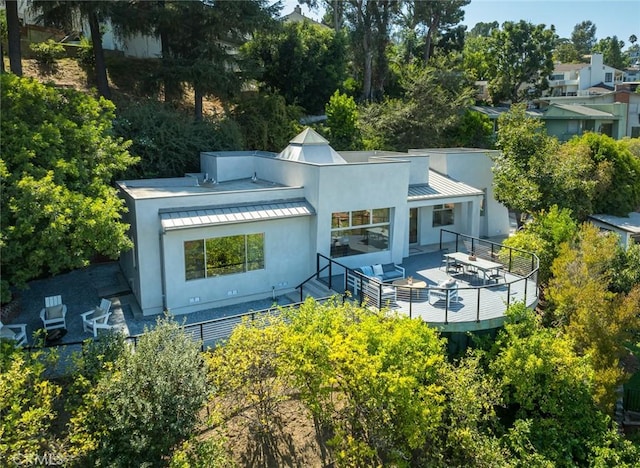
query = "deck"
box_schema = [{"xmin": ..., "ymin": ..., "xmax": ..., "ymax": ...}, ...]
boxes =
[{"xmin": 319, "ymin": 243, "xmax": 539, "ymax": 333}]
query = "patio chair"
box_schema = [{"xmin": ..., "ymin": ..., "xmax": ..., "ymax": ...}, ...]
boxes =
[
  {"xmin": 39, "ymin": 295, "xmax": 67, "ymax": 331},
  {"xmin": 428, "ymin": 279, "xmax": 459, "ymax": 307},
  {"xmin": 0, "ymin": 321, "xmax": 27, "ymax": 346},
  {"xmin": 80, "ymin": 298, "xmax": 113, "ymax": 337}
]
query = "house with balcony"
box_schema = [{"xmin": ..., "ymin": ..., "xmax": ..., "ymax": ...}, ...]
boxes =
[
  {"xmin": 547, "ymin": 54, "xmax": 624, "ymax": 97},
  {"xmin": 117, "ymin": 128, "xmax": 514, "ymax": 319}
]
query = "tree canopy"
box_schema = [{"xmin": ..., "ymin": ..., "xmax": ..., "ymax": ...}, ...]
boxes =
[
  {"xmin": 0, "ymin": 74, "xmax": 138, "ymax": 302},
  {"xmin": 242, "ymin": 19, "xmax": 347, "ymax": 114},
  {"xmin": 484, "ymin": 21, "xmax": 557, "ymax": 104},
  {"xmin": 493, "ymin": 104, "xmax": 640, "ymax": 219}
]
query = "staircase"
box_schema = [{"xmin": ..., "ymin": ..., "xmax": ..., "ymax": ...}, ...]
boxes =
[{"xmin": 287, "ymin": 278, "xmax": 338, "ymax": 303}]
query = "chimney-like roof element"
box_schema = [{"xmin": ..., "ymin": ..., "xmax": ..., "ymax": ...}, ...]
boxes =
[{"xmin": 277, "ymin": 127, "xmax": 347, "ymax": 164}]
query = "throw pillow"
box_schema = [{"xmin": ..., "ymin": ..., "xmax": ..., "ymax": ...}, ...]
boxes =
[
  {"xmin": 372, "ymin": 264, "xmax": 384, "ymax": 276},
  {"xmin": 362, "ymin": 265, "xmax": 374, "ymax": 277},
  {"xmin": 46, "ymin": 304, "xmax": 64, "ymax": 320}
]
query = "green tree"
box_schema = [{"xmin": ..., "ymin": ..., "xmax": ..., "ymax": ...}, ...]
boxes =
[
  {"xmin": 5, "ymin": 0, "xmax": 22, "ymax": 76},
  {"xmin": 113, "ymin": 100, "xmax": 242, "ymax": 179},
  {"xmin": 554, "ymin": 38, "xmax": 581, "ymax": 63},
  {"xmin": 485, "ymin": 21, "xmax": 557, "ymax": 103},
  {"xmin": 0, "ymin": 342, "xmax": 61, "ymax": 463},
  {"xmin": 243, "ymin": 20, "xmax": 347, "ymax": 114},
  {"xmin": 343, "ymin": 0, "xmax": 400, "ymax": 101},
  {"xmin": 502, "ymin": 205, "xmax": 578, "ymax": 286},
  {"xmin": 447, "ymin": 109, "xmax": 494, "ymax": 148},
  {"xmin": 492, "ymin": 104, "xmax": 556, "ymax": 215},
  {"xmin": 399, "ymin": 0, "xmax": 470, "ymax": 63},
  {"xmin": 0, "ymin": 75, "xmax": 137, "ymax": 303},
  {"xmin": 490, "ymin": 304, "xmax": 613, "ymax": 466},
  {"xmin": 325, "ymin": 90, "xmax": 361, "ymax": 150},
  {"xmin": 593, "ymin": 35, "xmax": 628, "ymax": 69},
  {"xmin": 462, "ymin": 33, "xmax": 493, "ymax": 81},
  {"xmin": 548, "ymin": 224, "xmax": 640, "ymax": 409},
  {"xmin": 571, "ymin": 20, "xmax": 597, "ymax": 58},
  {"xmin": 278, "ymin": 299, "xmax": 447, "ymax": 466},
  {"xmin": 230, "ymin": 91, "xmax": 302, "ymax": 152},
  {"xmin": 31, "ymin": 1, "xmax": 112, "ymax": 98},
  {"xmin": 359, "ymin": 59, "xmax": 475, "ymax": 150},
  {"xmin": 565, "ymin": 133, "xmax": 640, "ymax": 216},
  {"xmin": 69, "ymin": 318, "xmax": 208, "ymax": 466}
]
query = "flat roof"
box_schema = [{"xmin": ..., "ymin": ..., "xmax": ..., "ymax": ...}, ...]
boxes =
[
  {"xmin": 160, "ymin": 199, "xmax": 315, "ymax": 231},
  {"xmin": 118, "ymin": 177, "xmax": 295, "ymax": 200},
  {"xmin": 589, "ymin": 212, "xmax": 640, "ymax": 234},
  {"xmin": 408, "ymin": 171, "xmax": 484, "ymax": 201}
]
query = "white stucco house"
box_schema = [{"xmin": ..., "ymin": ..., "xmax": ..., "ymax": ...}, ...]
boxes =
[
  {"xmin": 117, "ymin": 128, "xmax": 509, "ymax": 316},
  {"xmin": 547, "ymin": 54, "xmax": 624, "ymax": 97}
]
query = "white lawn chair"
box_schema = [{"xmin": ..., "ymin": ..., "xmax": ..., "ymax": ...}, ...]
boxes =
[
  {"xmin": 39, "ymin": 295, "xmax": 67, "ymax": 331},
  {"xmin": 80, "ymin": 299, "xmax": 113, "ymax": 337},
  {"xmin": 0, "ymin": 321, "xmax": 27, "ymax": 346}
]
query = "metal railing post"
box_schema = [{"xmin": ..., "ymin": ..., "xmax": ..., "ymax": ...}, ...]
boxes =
[
  {"xmin": 329, "ymin": 261, "xmax": 333, "ymax": 290},
  {"xmin": 409, "ymin": 288, "xmax": 413, "ymax": 318},
  {"xmin": 444, "ymin": 293, "xmax": 449, "ymax": 325},
  {"xmin": 507, "ymin": 283, "xmax": 511, "ymax": 307}
]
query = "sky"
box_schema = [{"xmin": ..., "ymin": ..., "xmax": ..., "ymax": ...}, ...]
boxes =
[{"xmin": 283, "ymin": 0, "xmax": 639, "ymax": 50}]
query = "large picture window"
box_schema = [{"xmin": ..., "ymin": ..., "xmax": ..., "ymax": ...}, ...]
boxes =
[
  {"xmin": 433, "ymin": 204, "xmax": 455, "ymax": 227},
  {"xmin": 331, "ymin": 208, "xmax": 391, "ymax": 258},
  {"xmin": 184, "ymin": 233, "xmax": 264, "ymax": 281}
]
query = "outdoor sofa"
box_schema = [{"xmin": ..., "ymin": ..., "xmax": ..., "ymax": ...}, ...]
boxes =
[{"xmin": 347, "ymin": 263, "xmax": 405, "ymax": 294}]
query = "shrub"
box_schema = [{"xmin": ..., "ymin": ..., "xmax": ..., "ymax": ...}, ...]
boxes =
[{"xmin": 29, "ymin": 39, "xmax": 65, "ymax": 71}]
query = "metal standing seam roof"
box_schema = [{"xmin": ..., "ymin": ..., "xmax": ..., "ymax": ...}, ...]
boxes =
[
  {"xmin": 549, "ymin": 103, "xmax": 615, "ymax": 117},
  {"xmin": 160, "ymin": 199, "xmax": 315, "ymax": 231},
  {"xmin": 408, "ymin": 171, "xmax": 484, "ymax": 201}
]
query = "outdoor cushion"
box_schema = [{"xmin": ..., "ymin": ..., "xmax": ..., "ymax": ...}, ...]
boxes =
[
  {"xmin": 0, "ymin": 328, "xmax": 16, "ymax": 339},
  {"xmin": 372, "ymin": 264, "xmax": 384, "ymax": 277},
  {"xmin": 93, "ymin": 307, "xmax": 106, "ymax": 320},
  {"xmin": 45, "ymin": 304, "xmax": 64, "ymax": 320},
  {"xmin": 361, "ymin": 265, "xmax": 374, "ymax": 277},
  {"xmin": 382, "ymin": 263, "xmax": 396, "ymax": 273},
  {"xmin": 439, "ymin": 279, "xmax": 457, "ymax": 289}
]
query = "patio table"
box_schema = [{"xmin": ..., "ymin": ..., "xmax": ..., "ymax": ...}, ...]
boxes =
[{"xmin": 444, "ymin": 252, "xmax": 504, "ymax": 284}]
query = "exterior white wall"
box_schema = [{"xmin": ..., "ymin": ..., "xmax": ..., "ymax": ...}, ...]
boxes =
[
  {"xmin": 314, "ymin": 162, "xmax": 410, "ymax": 269},
  {"xmin": 118, "ymin": 183, "xmax": 306, "ymax": 315},
  {"xmin": 161, "ymin": 216, "xmax": 312, "ymax": 315},
  {"xmin": 427, "ymin": 150, "xmax": 510, "ymax": 238}
]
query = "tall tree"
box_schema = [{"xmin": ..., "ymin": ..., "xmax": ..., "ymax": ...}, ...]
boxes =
[
  {"xmin": 243, "ymin": 20, "xmax": 347, "ymax": 114},
  {"xmin": 402, "ymin": 0, "xmax": 470, "ymax": 63},
  {"xmin": 593, "ymin": 35, "xmax": 628, "ymax": 70},
  {"xmin": 31, "ymin": 1, "xmax": 111, "ymax": 98},
  {"xmin": 571, "ymin": 20, "xmax": 597, "ymax": 59},
  {"xmin": 554, "ymin": 38, "xmax": 581, "ymax": 63},
  {"xmin": 164, "ymin": 0, "xmax": 277, "ymax": 120},
  {"xmin": 343, "ymin": 0, "xmax": 400, "ymax": 102},
  {"xmin": 5, "ymin": 0, "xmax": 22, "ymax": 76},
  {"xmin": 485, "ymin": 21, "xmax": 557, "ymax": 104},
  {"xmin": 0, "ymin": 75, "xmax": 137, "ymax": 302}
]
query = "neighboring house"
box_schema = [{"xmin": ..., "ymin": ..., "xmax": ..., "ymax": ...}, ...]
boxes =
[
  {"xmin": 588, "ymin": 212, "xmax": 640, "ymax": 249},
  {"xmin": 538, "ymin": 89, "xmax": 640, "ymax": 139},
  {"xmin": 472, "ymin": 86, "xmax": 640, "ymax": 140},
  {"xmin": 538, "ymin": 102, "xmax": 628, "ymax": 140},
  {"xmin": 547, "ymin": 54, "xmax": 624, "ymax": 97},
  {"xmin": 281, "ymin": 5, "xmax": 328, "ymax": 28},
  {"xmin": 117, "ymin": 128, "xmax": 506, "ymax": 316}
]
